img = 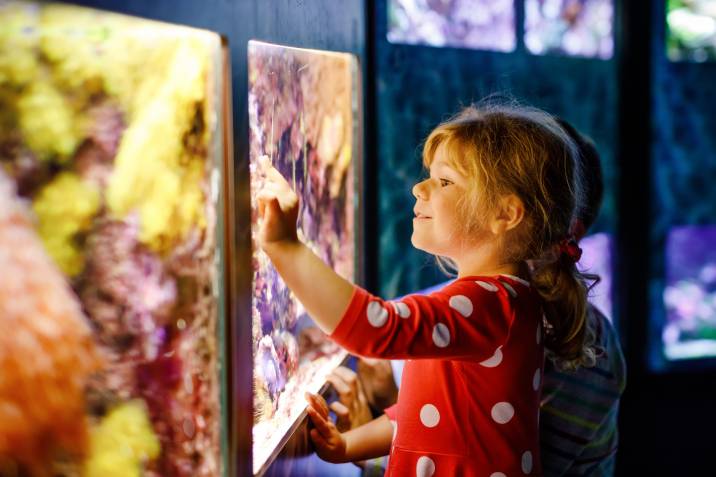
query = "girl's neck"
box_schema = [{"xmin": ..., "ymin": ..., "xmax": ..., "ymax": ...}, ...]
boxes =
[
  {"xmin": 457, "ymin": 263, "xmax": 521, "ymax": 279},
  {"xmin": 453, "ymin": 243, "xmax": 526, "ymax": 279}
]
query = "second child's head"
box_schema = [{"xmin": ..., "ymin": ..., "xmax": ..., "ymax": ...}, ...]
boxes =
[{"xmin": 413, "ymin": 103, "xmax": 592, "ymax": 366}]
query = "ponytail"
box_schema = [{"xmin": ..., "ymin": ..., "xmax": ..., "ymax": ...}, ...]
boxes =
[{"xmin": 530, "ymin": 250, "xmax": 599, "ymax": 371}]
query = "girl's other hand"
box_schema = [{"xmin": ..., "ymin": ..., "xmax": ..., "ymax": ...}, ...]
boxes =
[
  {"xmin": 305, "ymin": 392, "xmax": 347, "ymax": 463},
  {"xmin": 326, "ymin": 366, "xmax": 373, "ymax": 432},
  {"xmin": 256, "ymin": 155, "xmax": 299, "ymax": 248},
  {"xmin": 357, "ymin": 358, "xmax": 399, "ymax": 412}
]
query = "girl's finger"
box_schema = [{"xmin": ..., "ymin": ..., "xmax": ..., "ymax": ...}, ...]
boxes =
[
  {"xmin": 329, "ymin": 400, "xmax": 350, "ymax": 420},
  {"xmin": 306, "ymin": 392, "xmax": 330, "ymax": 418},
  {"xmin": 260, "ymin": 181, "xmax": 283, "ymax": 194},
  {"xmin": 260, "ymin": 182, "xmax": 297, "ymax": 212},
  {"xmin": 329, "ymin": 401, "xmax": 351, "ymax": 431},
  {"xmin": 266, "ymin": 165, "xmax": 291, "ymax": 188},
  {"xmin": 306, "ymin": 404, "xmax": 327, "ymax": 426},
  {"xmin": 309, "ymin": 428, "xmax": 332, "ymax": 455},
  {"xmin": 307, "ymin": 406, "xmax": 335, "ymax": 439},
  {"xmin": 257, "ymin": 196, "xmax": 266, "ymax": 219},
  {"xmin": 259, "ymin": 156, "xmax": 292, "ymax": 189},
  {"xmin": 258, "ymin": 155, "xmax": 272, "ymax": 174},
  {"xmin": 332, "ymin": 366, "xmax": 359, "ymax": 390},
  {"xmin": 256, "ymin": 190, "xmax": 277, "ymax": 200},
  {"xmin": 326, "ymin": 374, "xmax": 355, "ymax": 404}
]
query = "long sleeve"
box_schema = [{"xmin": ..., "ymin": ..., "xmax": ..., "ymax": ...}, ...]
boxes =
[{"xmin": 330, "ymin": 276, "xmax": 527, "ymax": 362}]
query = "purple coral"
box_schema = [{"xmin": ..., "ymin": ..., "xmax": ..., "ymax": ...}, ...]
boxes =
[{"xmin": 79, "ymin": 214, "xmax": 177, "ymax": 359}]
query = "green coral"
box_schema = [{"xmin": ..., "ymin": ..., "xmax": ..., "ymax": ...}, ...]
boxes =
[
  {"xmin": 83, "ymin": 401, "xmax": 160, "ymax": 477},
  {"xmin": 32, "ymin": 172, "xmax": 99, "ymax": 276}
]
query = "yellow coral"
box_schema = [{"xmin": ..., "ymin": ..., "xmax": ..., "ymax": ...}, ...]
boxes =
[
  {"xmin": 0, "ymin": 2, "xmax": 40, "ymax": 86},
  {"xmin": 33, "ymin": 172, "xmax": 100, "ymax": 276},
  {"xmin": 83, "ymin": 401, "xmax": 160, "ymax": 477},
  {"xmin": 17, "ymin": 79, "xmax": 81, "ymax": 161},
  {"xmin": 38, "ymin": 5, "xmax": 217, "ymax": 251},
  {"xmin": 39, "ymin": 5, "xmax": 140, "ymax": 102},
  {"xmin": 4, "ymin": 2, "xmax": 218, "ymax": 251},
  {"xmin": 107, "ymin": 37, "xmax": 211, "ymax": 250}
]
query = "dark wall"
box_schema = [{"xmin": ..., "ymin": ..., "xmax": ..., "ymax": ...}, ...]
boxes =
[
  {"xmin": 616, "ymin": 0, "xmax": 716, "ymax": 475},
  {"xmin": 70, "ymin": 1, "xmax": 366, "ymax": 475},
  {"xmin": 647, "ymin": 2, "xmax": 716, "ymax": 371},
  {"xmin": 373, "ymin": 0, "xmax": 619, "ymax": 302}
]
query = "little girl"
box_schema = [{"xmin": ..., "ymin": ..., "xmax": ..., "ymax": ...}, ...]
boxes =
[{"xmin": 257, "ymin": 103, "xmax": 592, "ymax": 476}]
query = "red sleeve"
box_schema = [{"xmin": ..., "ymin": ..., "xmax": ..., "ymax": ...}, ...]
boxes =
[
  {"xmin": 384, "ymin": 404, "xmax": 397, "ymax": 421},
  {"xmin": 330, "ymin": 278, "xmax": 516, "ymax": 362}
]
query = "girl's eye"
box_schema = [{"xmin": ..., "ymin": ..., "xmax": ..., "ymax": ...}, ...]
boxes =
[{"xmin": 439, "ymin": 178, "xmax": 453, "ymax": 187}]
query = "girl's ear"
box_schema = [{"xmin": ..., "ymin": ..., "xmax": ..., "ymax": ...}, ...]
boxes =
[{"xmin": 489, "ymin": 194, "xmax": 525, "ymax": 235}]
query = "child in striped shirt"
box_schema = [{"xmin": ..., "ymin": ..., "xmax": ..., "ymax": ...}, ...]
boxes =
[{"xmin": 539, "ymin": 119, "xmax": 626, "ymax": 476}]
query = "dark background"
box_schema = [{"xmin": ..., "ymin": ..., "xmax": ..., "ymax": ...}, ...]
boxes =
[{"xmin": 69, "ymin": 0, "xmax": 716, "ymax": 474}]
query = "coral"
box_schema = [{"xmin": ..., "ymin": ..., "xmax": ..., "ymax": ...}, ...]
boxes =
[
  {"xmin": 79, "ymin": 216, "xmax": 177, "ymax": 359},
  {"xmin": 106, "ymin": 37, "xmax": 211, "ymax": 252},
  {"xmin": 32, "ymin": 172, "xmax": 100, "ymax": 276},
  {"xmin": 0, "ymin": 170, "xmax": 100, "ymax": 474},
  {"xmin": 0, "ymin": 2, "xmax": 40, "ymax": 87},
  {"xmin": 248, "ymin": 42, "xmax": 355, "ymax": 434},
  {"xmin": 83, "ymin": 401, "xmax": 160, "ymax": 477},
  {"xmin": 16, "ymin": 79, "xmax": 81, "ymax": 161},
  {"xmin": 0, "ymin": 4, "xmax": 224, "ymax": 474}
]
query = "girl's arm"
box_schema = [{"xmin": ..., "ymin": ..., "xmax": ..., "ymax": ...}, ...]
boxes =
[
  {"xmin": 306, "ymin": 392, "xmax": 393, "ymax": 463},
  {"xmin": 343, "ymin": 414, "xmax": 394, "ymax": 462},
  {"xmin": 258, "ymin": 156, "xmax": 519, "ymax": 362},
  {"xmin": 257, "ymin": 156, "xmax": 353, "ymax": 334},
  {"xmin": 262, "ymin": 240, "xmax": 353, "ymax": 334}
]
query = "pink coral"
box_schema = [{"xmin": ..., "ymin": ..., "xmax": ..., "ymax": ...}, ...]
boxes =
[{"xmin": 79, "ymin": 214, "xmax": 177, "ymax": 360}]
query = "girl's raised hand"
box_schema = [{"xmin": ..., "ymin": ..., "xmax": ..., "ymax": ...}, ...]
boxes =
[
  {"xmin": 256, "ymin": 155, "xmax": 299, "ymax": 247},
  {"xmin": 305, "ymin": 392, "xmax": 347, "ymax": 463}
]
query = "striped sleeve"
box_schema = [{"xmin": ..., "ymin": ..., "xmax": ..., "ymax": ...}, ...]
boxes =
[{"xmin": 540, "ymin": 307, "xmax": 626, "ymax": 476}]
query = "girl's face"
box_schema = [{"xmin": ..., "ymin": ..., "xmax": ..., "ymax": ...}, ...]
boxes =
[{"xmin": 411, "ymin": 145, "xmax": 476, "ymax": 258}]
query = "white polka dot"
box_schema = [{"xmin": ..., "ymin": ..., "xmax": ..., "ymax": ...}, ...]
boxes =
[
  {"xmin": 419, "ymin": 404, "xmax": 440, "ymax": 428},
  {"xmin": 392, "ymin": 301, "xmax": 411, "ymax": 318},
  {"xmin": 533, "ymin": 368, "xmax": 541, "ymax": 391},
  {"xmin": 475, "ymin": 280, "xmax": 499, "ymax": 292},
  {"xmin": 416, "ymin": 456, "xmax": 436, "ymax": 477},
  {"xmin": 367, "ymin": 301, "xmax": 388, "ymax": 327},
  {"xmin": 500, "ymin": 281, "xmax": 517, "ymax": 298},
  {"xmin": 480, "ymin": 346, "xmax": 503, "ymax": 367},
  {"xmin": 522, "ymin": 451, "xmax": 533, "ymax": 474},
  {"xmin": 490, "ymin": 473, "xmax": 507, "ymax": 477},
  {"xmin": 491, "ymin": 402, "xmax": 515, "ymax": 424},
  {"xmin": 432, "ymin": 323, "xmax": 450, "ymax": 348},
  {"xmin": 448, "ymin": 294, "xmax": 473, "ymax": 317}
]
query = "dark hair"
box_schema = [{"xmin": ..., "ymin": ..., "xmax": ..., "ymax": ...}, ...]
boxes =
[{"xmin": 555, "ymin": 118, "xmax": 604, "ymax": 232}]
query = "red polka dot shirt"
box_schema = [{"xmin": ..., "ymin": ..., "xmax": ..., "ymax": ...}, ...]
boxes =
[{"xmin": 330, "ymin": 275, "xmax": 544, "ymax": 477}]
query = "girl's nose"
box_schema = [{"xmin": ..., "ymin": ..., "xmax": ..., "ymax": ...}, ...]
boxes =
[{"xmin": 412, "ymin": 179, "xmax": 429, "ymax": 200}]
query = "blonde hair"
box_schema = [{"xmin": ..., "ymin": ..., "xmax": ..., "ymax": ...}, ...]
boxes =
[{"xmin": 422, "ymin": 101, "xmax": 596, "ymax": 368}]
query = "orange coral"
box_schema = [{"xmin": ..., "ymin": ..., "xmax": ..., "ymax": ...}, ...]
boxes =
[{"xmin": 0, "ymin": 171, "xmax": 101, "ymax": 475}]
